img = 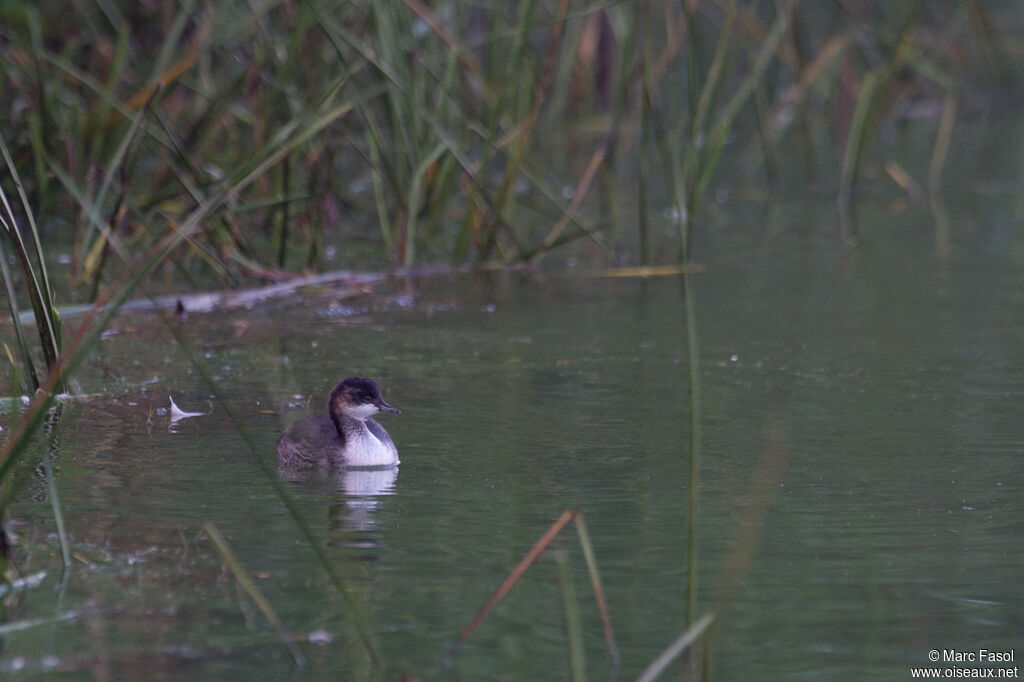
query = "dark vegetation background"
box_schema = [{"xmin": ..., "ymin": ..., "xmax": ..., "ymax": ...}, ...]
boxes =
[{"xmin": 1, "ymin": 1, "xmax": 1018, "ymax": 298}]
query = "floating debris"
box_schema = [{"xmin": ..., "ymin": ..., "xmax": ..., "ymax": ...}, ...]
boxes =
[
  {"xmin": 168, "ymin": 396, "xmax": 209, "ymax": 425},
  {"xmin": 308, "ymin": 629, "xmax": 334, "ymax": 645},
  {"xmin": 0, "ymin": 570, "xmax": 48, "ymax": 598}
]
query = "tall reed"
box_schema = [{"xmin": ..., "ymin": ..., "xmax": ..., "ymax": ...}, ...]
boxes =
[
  {"xmin": 1, "ymin": 2, "xmax": 1001, "ymax": 287},
  {"xmin": 0, "ymin": 132, "xmax": 62, "ymax": 391}
]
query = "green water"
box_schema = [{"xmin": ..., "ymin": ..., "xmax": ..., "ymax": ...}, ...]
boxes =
[{"xmin": 2, "ymin": 197, "xmax": 1023, "ymax": 679}]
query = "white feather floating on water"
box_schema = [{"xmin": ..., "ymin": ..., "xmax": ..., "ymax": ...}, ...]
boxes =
[{"xmin": 168, "ymin": 395, "xmax": 207, "ymax": 423}]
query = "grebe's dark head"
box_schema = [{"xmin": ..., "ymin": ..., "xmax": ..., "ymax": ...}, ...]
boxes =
[{"xmin": 329, "ymin": 377, "xmax": 400, "ymax": 420}]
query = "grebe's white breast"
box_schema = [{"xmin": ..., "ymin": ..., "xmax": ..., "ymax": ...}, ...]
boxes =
[{"xmin": 341, "ymin": 418, "xmax": 399, "ymax": 467}]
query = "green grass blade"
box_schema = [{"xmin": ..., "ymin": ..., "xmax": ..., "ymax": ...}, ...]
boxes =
[
  {"xmin": 573, "ymin": 513, "xmax": 618, "ymax": 666},
  {"xmin": 366, "ymin": 129, "xmax": 395, "ymax": 249},
  {"xmin": 689, "ymin": 0, "xmax": 738, "ymax": 144},
  {"xmin": 0, "ymin": 132, "xmax": 62, "ymax": 375},
  {"xmin": 928, "ymin": 91, "xmax": 958, "ymax": 190},
  {"xmin": 203, "ymin": 522, "xmax": 306, "ymax": 667},
  {"xmin": 150, "ymin": 0, "xmax": 197, "ymax": 80},
  {"xmin": 404, "ymin": 143, "xmax": 447, "ymax": 265},
  {"xmin": 837, "ymin": 69, "xmax": 880, "ymax": 236},
  {"xmin": 681, "ymin": 272, "xmax": 703, "ymax": 626},
  {"xmin": 41, "ymin": 421, "xmax": 71, "ymax": 568},
  {"xmin": 555, "ymin": 550, "xmax": 585, "ymax": 682},
  {"xmin": 0, "ymin": 233, "xmax": 40, "ymax": 391}
]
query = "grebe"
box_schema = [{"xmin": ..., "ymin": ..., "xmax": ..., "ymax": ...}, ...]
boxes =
[{"xmin": 276, "ymin": 377, "xmax": 400, "ymax": 468}]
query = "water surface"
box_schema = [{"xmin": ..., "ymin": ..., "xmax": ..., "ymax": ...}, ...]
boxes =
[{"xmin": 3, "ymin": 197, "xmax": 1023, "ymax": 680}]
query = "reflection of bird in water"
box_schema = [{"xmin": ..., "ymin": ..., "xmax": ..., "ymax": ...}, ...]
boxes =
[
  {"xmin": 277, "ymin": 377, "xmax": 400, "ymax": 468},
  {"xmin": 280, "ymin": 465, "xmax": 398, "ymax": 554},
  {"xmin": 330, "ymin": 467, "xmax": 399, "ymax": 546}
]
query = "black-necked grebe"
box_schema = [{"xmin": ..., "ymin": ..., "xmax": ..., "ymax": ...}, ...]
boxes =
[{"xmin": 276, "ymin": 377, "xmax": 400, "ymax": 468}]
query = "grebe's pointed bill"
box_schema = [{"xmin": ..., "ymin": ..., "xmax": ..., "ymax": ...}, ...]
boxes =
[{"xmin": 377, "ymin": 399, "xmax": 400, "ymax": 414}]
